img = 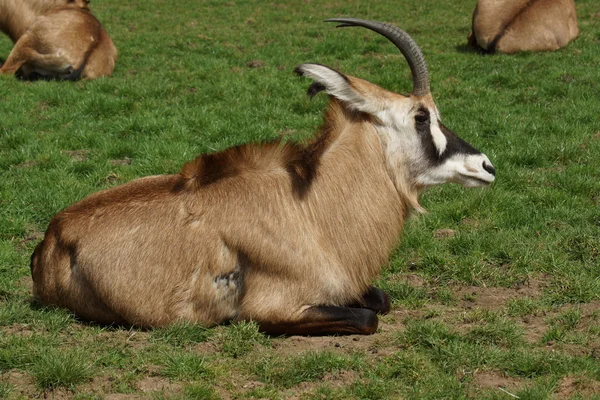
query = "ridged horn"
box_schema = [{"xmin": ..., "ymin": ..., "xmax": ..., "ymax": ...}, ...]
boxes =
[{"xmin": 325, "ymin": 18, "xmax": 430, "ymax": 97}]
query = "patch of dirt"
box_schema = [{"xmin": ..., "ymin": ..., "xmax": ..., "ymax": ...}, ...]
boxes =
[
  {"xmin": 63, "ymin": 149, "xmax": 90, "ymax": 162},
  {"xmin": 572, "ymin": 300, "xmax": 600, "ymax": 317},
  {"xmin": 17, "ymin": 231, "xmax": 44, "ymax": 250},
  {"xmin": 18, "ymin": 275, "xmax": 34, "ymax": 293},
  {"xmin": 392, "ymin": 273, "xmax": 426, "ymax": 288},
  {"xmin": 247, "ymin": 59, "xmax": 264, "ymax": 68},
  {"xmin": 1, "ymin": 323, "xmax": 34, "ymax": 337},
  {"xmin": 15, "ymin": 160, "xmax": 39, "ymax": 169},
  {"xmin": 553, "ymin": 342, "xmax": 591, "ymax": 358},
  {"xmin": 137, "ymin": 376, "xmax": 182, "ymax": 393},
  {"xmin": 473, "ymin": 370, "xmax": 524, "ymax": 393},
  {"xmin": 322, "ymin": 369, "xmax": 359, "ymax": 389},
  {"xmin": 456, "ymin": 276, "xmax": 546, "ymax": 311},
  {"xmin": 241, "ymin": 380, "xmax": 264, "ymax": 390},
  {"xmin": 271, "ymin": 334, "xmax": 368, "ymax": 356},
  {"xmin": 433, "ymin": 228, "xmax": 456, "ymax": 239},
  {"xmin": 520, "ymin": 300, "xmax": 600, "ymax": 345},
  {"xmin": 520, "ymin": 314, "xmax": 546, "ymax": 344},
  {"xmin": 284, "ymin": 383, "xmax": 320, "ymax": 400},
  {"xmin": 554, "ymin": 375, "xmax": 600, "ymax": 399},
  {"xmin": 192, "ymin": 340, "xmax": 219, "ymax": 354},
  {"xmin": 1, "ymin": 370, "xmax": 38, "ymax": 399},
  {"xmin": 515, "ymin": 276, "xmax": 546, "ymax": 297},
  {"xmin": 95, "ymin": 329, "xmax": 152, "ymax": 351},
  {"xmin": 284, "ymin": 373, "xmax": 357, "ymax": 400},
  {"xmin": 560, "ymin": 74, "xmax": 574, "ymax": 83},
  {"xmin": 75, "ymin": 375, "xmax": 118, "ymax": 397},
  {"xmin": 460, "ymin": 217, "xmax": 481, "ymax": 228},
  {"xmin": 457, "ymin": 286, "xmax": 522, "ymax": 310},
  {"xmin": 109, "ymin": 158, "xmax": 132, "ymax": 166},
  {"xmin": 106, "ymin": 172, "xmax": 121, "ymax": 184}
]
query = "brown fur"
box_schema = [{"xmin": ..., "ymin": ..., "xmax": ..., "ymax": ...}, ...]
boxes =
[
  {"xmin": 0, "ymin": 0, "xmax": 88, "ymax": 41},
  {"xmin": 0, "ymin": 0, "xmax": 116, "ymax": 79},
  {"xmin": 468, "ymin": 0, "xmax": 579, "ymax": 53},
  {"xmin": 31, "ymin": 88, "xmax": 409, "ymax": 328}
]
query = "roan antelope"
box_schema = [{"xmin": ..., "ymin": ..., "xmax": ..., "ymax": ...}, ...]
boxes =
[
  {"xmin": 468, "ymin": 0, "xmax": 579, "ymax": 53},
  {"xmin": 31, "ymin": 19, "xmax": 496, "ymax": 335},
  {"xmin": 0, "ymin": 0, "xmax": 117, "ymax": 79}
]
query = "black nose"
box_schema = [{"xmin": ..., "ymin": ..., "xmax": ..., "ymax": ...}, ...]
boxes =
[{"xmin": 483, "ymin": 161, "xmax": 495, "ymax": 176}]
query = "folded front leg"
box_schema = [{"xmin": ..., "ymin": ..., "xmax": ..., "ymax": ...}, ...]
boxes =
[
  {"xmin": 347, "ymin": 286, "xmax": 391, "ymax": 315},
  {"xmin": 257, "ymin": 305, "xmax": 378, "ymax": 336}
]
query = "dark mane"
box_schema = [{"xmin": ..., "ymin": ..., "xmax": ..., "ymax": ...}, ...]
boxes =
[{"xmin": 178, "ymin": 102, "xmax": 350, "ymax": 198}]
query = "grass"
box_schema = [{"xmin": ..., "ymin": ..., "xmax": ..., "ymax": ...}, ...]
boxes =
[
  {"xmin": 1, "ymin": 0, "xmax": 600, "ymax": 398},
  {"xmin": 30, "ymin": 348, "xmax": 93, "ymax": 390},
  {"xmin": 219, "ymin": 320, "xmax": 271, "ymax": 358},
  {"xmin": 150, "ymin": 321, "xmax": 212, "ymax": 347},
  {"xmin": 160, "ymin": 352, "xmax": 212, "ymax": 381},
  {"xmin": 254, "ymin": 351, "xmax": 363, "ymax": 388}
]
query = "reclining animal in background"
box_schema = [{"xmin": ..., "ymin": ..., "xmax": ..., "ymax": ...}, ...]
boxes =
[
  {"xmin": 31, "ymin": 19, "xmax": 496, "ymax": 336},
  {"xmin": 0, "ymin": 0, "xmax": 117, "ymax": 79},
  {"xmin": 468, "ymin": 0, "xmax": 579, "ymax": 53}
]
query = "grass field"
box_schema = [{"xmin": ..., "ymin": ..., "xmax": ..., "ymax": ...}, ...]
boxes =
[{"xmin": 1, "ymin": 0, "xmax": 600, "ymax": 398}]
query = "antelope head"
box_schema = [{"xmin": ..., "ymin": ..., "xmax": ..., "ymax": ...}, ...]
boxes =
[{"xmin": 296, "ymin": 19, "xmax": 495, "ymax": 208}]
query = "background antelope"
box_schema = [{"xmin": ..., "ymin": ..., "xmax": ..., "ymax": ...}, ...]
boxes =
[
  {"xmin": 468, "ymin": 0, "xmax": 579, "ymax": 53},
  {"xmin": 31, "ymin": 19, "xmax": 495, "ymax": 335},
  {"xmin": 0, "ymin": 0, "xmax": 117, "ymax": 79}
]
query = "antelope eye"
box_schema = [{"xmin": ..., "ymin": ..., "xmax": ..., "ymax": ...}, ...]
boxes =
[{"xmin": 415, "ymin": 111, "xmax": 429, "ymax": 124}]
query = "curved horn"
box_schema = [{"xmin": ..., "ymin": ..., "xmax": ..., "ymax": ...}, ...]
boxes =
[{"xmin": 325, "ymin": 18, "xmax": 430, "ymax": 97}]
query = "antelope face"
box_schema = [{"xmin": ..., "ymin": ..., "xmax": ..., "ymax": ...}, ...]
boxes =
[
  {"xmin": 398, "ymin": 100, "xmax": 495, "ymax": 188},
  {"xmin": 325, "ymin": 18, "xmax": 496, "ymax": 189}
]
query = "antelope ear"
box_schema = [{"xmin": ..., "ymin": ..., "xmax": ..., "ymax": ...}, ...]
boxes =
[{"xmin": 294, "ymin": 63, "xmax": 376, "ymax": 113}]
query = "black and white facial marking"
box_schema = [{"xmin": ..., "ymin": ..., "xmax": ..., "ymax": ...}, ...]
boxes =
[{"xmin": 412, "ymin": 105, "xmax": 495, "ymax": 188}]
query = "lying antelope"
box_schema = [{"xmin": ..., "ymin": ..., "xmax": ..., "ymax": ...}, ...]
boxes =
[
  {"xmin": 31, "ymin": 19, "xmax": 496, "ymax": 335},
  {"xmin": 0, "ymin": 0, "xmax": 117, "ymax": 79},
  {"xmin": 468, "ymin": 0, "xmax": 579, "ymax": 53}
]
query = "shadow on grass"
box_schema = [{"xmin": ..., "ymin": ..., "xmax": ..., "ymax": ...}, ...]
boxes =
[{"xmin": 455, "ymin": 43, "xmax": 490, "ymax": 55}]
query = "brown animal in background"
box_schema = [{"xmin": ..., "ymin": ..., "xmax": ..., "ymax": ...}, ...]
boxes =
[
  {"xmin": 0, "ymin": 0, "xmax": 88, "ymax": 42},
  {"xmin": 31, "ymin": 19, "xmax": 496, "ymax": 335},
  {"xmin": 468, "ymin": 0, "xmax": 579, "ymax": 53},
  {"xmin": 0, "ymin": 0, "xmax": 117, "ymax": 79}
]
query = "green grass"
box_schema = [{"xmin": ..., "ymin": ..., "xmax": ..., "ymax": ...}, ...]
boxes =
[
  {"xmin": 253, "ymin": 351, "xmax": 363, "ymax": 388},
  {"xmin": 30, "ymin": 348, "xmax": 94, "ymax": 390},
  {"xmin": 160, "ymin": 352, "xmax": 212, "ymax": 381},
  {"xmin": 219, "ymin": 320, "xmax": 271, "ymax": 358},
  {"xmin": 1, "ymin": 0, "xmax": 600, "ymax": 398},
  {"xmin": 150, "ymin": 321, "xmax": 212, "ymax": 347}
]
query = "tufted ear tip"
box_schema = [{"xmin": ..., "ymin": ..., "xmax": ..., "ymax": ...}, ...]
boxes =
[
  {"xmin": 307, "ymin": 82, "xmax": 326, "ymax": 99},
  {"xmin": 293, "ymin": 65, "xmax": 305, "ymax": 77}
]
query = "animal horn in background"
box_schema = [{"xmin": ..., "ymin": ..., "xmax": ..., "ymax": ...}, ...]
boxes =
[{"xmin": 325, "ymin": 18, "xmax": 430, "ymax": 97}]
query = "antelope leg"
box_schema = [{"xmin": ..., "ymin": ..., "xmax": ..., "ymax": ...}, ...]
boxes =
[
  {"xmin": 347, "ymin": 286, "xmax": 391, "ymax": 315},
  {"xmin": 257, "ymin": 306, "xmax": 378, "ymax": 336}
]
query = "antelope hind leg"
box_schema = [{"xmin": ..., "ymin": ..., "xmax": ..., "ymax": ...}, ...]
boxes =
[
  {"xmin": 0, "ymin": 35, "xmax": 73, "ymax": 78},
  {"xmin": 0, "ymin": 43, "xmax": 29, "ymax": 75},
  {"xmin": 257, "ymin": 306, "xmax": 378, "ymax": 336}
]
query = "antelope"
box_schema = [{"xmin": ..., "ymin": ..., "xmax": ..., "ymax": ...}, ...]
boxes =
[
  {"xmin": 468, "ymin": 0, "xmax": 579, "ymax": 53},
  {"xmin": 0, "ymin": 0, "xmax": 117, "ymax": 79},
  {"xmin": 31, "ymin": 19, "xmax": 496, "ymax": 335}
]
